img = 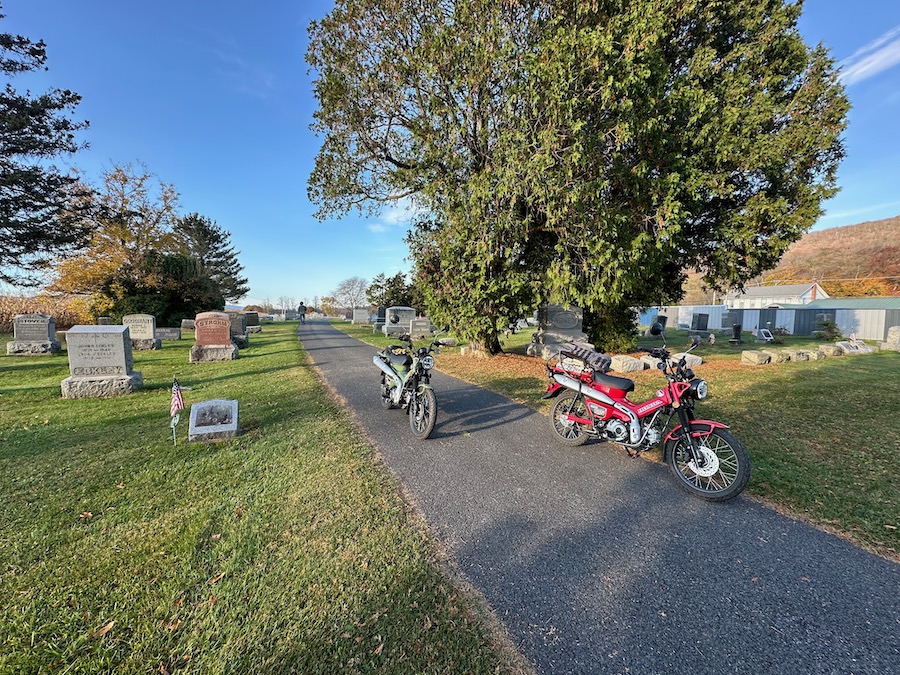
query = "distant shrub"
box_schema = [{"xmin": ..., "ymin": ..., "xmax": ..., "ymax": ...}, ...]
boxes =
[
  {"xmin": 0, "ymin": 295, "xmax": 93, "ymax": 333},
  {"xmin": 815, "ymin": 319, "xmax": 843, "ymax": 341}
]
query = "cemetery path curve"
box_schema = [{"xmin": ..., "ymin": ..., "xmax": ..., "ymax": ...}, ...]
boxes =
[{"xmin": 299, "ymin": 320, "xmax": 899, "ymax": 675}]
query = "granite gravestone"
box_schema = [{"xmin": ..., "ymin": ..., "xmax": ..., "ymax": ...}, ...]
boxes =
[
  {"xmin": 189, "ymin": 312, "xmax": 238, "ymax": 362},
  {"xmin": 352, "ymin": 309, "xmax": 370, "ymax": 324},
  {"xmin": 7, "ymin": 313, "xmax": 61, "ymax": 355},
  {"xmin": 122, "ymin": 313, "xmax": 161, "ymax": 350},
  {"xmin": 382, "ymin": 306, "xmax": 417, "ymax": 336},
  {"xmin": 189, "ymin": 399, "xmax": 239, "ymax": 441},
  {"xmin": 230, "ymin": 314, "xmax": 249, "ymax": 349},
  {"xmin": 527, "ymin": 305, "xmax": 593, "ymax": 359},
  {"xmin": 373, "ymin": 306, "xmax": 387, "ymax": 333},
  {"xmin": 61, "ymin": 325, "xmax": 143, "ymax": 398},
  {"xmin": 409, "ymin": 318, "xmax": 433, "ymax": 338},
  {"xmin": 244, "ymin": 312, "xmax": 261, "ymax": 333},
  {"xmin": 156, "ymin": 327, "xmax": 182, "ymax": 340},
  {"xmin": 181, "ymin": 318, "xmax": 195, "ymax": 331}
]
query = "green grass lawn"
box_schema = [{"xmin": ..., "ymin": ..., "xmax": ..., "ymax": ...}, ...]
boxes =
[
  {"xmin": 0, "ymin": 323, "xmax": 527, "ymax": 674},
  {"xmin": 336, "ymin": 321, "xmax": 900, "ymax": 560}
]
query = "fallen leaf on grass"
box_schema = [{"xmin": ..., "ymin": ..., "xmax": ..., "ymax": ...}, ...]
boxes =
[
  {"xmin": 885, "ymin": 524, "xmax": 897, "ymax": 530},
  {"xmin": 92, "ymin": 620, "xmax": 115, "ymax": 639},
  {"xmin": 207, "ymin": 572, "xmax": 225, "ymax": 585},
  {"xmin": 80, "ymin": 512, "xmax": 93, "ymax": 520},
  {"xmin": 374, "ymin": 641, "xmax": 384, "ymax": 656},
  {"xmin": 211, "ymin": 533, "xmax": 221, "ymax": 541},
  {"xmin": 234, "ymin": 507, "xmax": 244, "ymax": 517},
  {"xmin": 116, "ymin": 483, "xmax": 125, "ymax": 489}
]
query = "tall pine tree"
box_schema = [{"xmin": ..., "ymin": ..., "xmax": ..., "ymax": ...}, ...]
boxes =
[
  {"xmin": 0, "ymin": 5, "xmax": 90, "ymax": 285},
  {"xmin": 177, "ymin": 213, "xmax": 249, "ymax": 303}
]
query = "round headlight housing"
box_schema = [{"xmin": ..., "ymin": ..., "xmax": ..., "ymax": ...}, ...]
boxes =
[
  {"xmin": 689, "ymin": 378, "xmax": 708, "ymax": 400},
  {"xmin": 421, "ymin": 355, "xmax": 435, "ymax": 370}
]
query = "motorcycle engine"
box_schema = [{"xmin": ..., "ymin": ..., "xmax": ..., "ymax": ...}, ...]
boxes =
[{"xmin": 603, "ymin": 420, "xmax": 629, "ymax": 443}]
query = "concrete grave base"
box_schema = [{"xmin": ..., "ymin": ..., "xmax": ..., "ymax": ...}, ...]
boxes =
[
  {"xmin": 784, "ymin": 350, "xmax": 809, "ymax": 362},
  {"xmin": 131, "ymin": 338, "xmax": 162, "ymax": 350},
  {"xmin": 819, "ymin": 344, "xmax": 843, "ymax": 357},
  {"xmin": 7, "ymin": 340, "xmax": 61, "ymax": 355},
  {"xmin": 247, "ymin": 325, "xmax": 262, "ymax": 333},
  {"xmin": 807, "ymin": 350, "xmax": 825, "ymax": 361},
  {"xmin": 610, "ymin": 355, "xmax": 646, "ymax": 373},
  {"xmin": 232, "ymin": 334, "xmax": 250, "ymax": 349},
  {"xmin": 190, "ymin": 343, "xmax": 239, "ymax": 362},
  {"xmin": 762, "ymin": 350, "xmax": 789, "ymax": 363},
  {"xmin": 640, "ymin": 355, "xmax": 663, "ymax": 369},
  {"xmin": 672, "ymin": 352, "xmax": 703, "ymax": 367},
  {"xmin": 61, "ymin": 372, "xmax": 143, "ymax": 398},
  {"xmin": 741, "ymin": 350, "xmax": 771, "ymax": 365}
]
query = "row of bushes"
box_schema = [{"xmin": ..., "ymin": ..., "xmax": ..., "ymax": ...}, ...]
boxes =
[{"xmin": 0, "ymin": 295, "xmax": 93, "ymax": 333}]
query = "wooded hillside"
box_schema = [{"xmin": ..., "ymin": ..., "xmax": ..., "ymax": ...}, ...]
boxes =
[
  {"xmin": 762, "ymin": 216, "xmax": 900, "ymax": 296},
  {"xmin": 682, "ymin": 216, "xmax": 900, "ymax": 302}
]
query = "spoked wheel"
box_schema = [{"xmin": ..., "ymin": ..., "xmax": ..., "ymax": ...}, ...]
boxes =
[
  {"xmin": 408, "ymin": 387, "xmax": 437, "ymax": 440},
  {"xmin": 380, "ymin": 375, "xmax": 394, "ymax": 410},
  {"xmin": 666, "ymin": 429, "xmax": 750, "ymax": 501},
  {"xmin": 549, "ymin": 390, "xmax": 590, "ymax": 447}
]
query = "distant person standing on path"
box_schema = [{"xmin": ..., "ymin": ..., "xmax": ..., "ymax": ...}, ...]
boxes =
[{"xmin": 298, "ymin": 302, "xmax": 307, "ymax": 324}]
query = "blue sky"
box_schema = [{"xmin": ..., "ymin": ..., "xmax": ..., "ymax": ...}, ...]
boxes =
[{"xmin": 3, "ymin": 1, "xmax": 900, "ymax": 306}]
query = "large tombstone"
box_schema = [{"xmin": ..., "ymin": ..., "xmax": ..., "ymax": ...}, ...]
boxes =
[
  {"xmin": 230, "ymin": 313, "xmax": 249, "ymax": 349},
  {"xmin": 691, "ymin": 313, "xmax": 709, "ymax": 331},
  {"xmin": 244, "ymin": 312, "xmax": 262, "ymax": 333},
  {"xmin": 382, "ymin": 306, "xmax": 417, "ymax": 336},
  {"xmin": 189, "ymin": 399, "xmax": 240, "ymax": 442},
  {"xmin": 7, "ymin": 313, "xmax": 61, "ymax": 355},
  {"xmin": 190, "ymin": 312, "xmax": 239, "ymax": 362},
  {"xmin": 879, "ymin": 325, "xmax": 900, "ymax": 352},
  {"xmin": 373, "ymin": 306, "xmax": 387, "ymax": 333},
  {"xmin": 527, "ymin": 305, "xmax": 593, "ymax": 359},
  {"xmin": 61, "ymin": 325, "xmax": 143, "ymax": 398},
  {"xmin": 352, "ymin": 309, "xmax": 370, "ymax": 324},
  {"xmin": 122, "ymin": 314, "xmax": 161, "ymax": 350}
]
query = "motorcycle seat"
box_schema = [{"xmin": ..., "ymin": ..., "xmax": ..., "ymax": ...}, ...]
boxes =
[
  {"xmin": 388, "ymin": 352, "xmax": 413, "ymax": 368},
  {"xmin": 592, "ymin": 371, "xmax": 635, "ymax": 392}
]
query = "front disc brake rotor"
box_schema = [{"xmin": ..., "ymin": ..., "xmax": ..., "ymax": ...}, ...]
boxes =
[{"xmin": 687, "ymin": 443, "xmax": 720, "ymax": 478}]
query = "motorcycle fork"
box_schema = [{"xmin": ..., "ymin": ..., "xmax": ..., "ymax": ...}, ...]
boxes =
[{"xmin": 675, "ymin": 405, "xmax": 704, "ymax": 466}]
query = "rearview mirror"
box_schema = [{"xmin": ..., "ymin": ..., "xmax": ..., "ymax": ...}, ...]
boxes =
[{"xmin": 649, "ymin": 322, "xmax": 664, "ymax": 336}]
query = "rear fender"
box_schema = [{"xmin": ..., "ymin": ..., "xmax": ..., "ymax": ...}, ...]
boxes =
[
  {"xmin": 663, "ymin": 420, "xmax": 729, "ymax": 462},
  {"xmin": 542, "ymin": 382, "xmax": 564, "ymax": 399}
]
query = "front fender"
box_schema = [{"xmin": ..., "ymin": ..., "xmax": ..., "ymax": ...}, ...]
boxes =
[{"xmin": 663, "ymin": 420, "xmax": 729, "ymax": 462}]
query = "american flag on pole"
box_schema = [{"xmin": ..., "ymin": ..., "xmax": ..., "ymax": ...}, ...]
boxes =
[{"xmin": 170, "ymin": 377, "xmax": 185, "ymax": 417}]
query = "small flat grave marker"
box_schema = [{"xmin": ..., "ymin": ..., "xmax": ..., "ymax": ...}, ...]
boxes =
[{"xmin": 189, "ymin": 399, "xmax": 239, "ymax": 441}]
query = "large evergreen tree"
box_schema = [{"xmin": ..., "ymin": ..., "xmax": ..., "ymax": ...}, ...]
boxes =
[
  {"xmin": 0, "ymin": 5, "xmax": 90, "ymax": 285},
  {"xmin": 177, "ymin": 213, "xmax": 249, "ymax": 303},
  {"xmin": 307, "ymin": 0, "xmax": 848, "ymax": 353}
]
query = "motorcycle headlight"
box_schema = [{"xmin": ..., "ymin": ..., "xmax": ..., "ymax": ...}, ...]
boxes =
[
  {"xmin": 689, "ymin": 378, "xmax": 708, "ymax": 400},
  {"xmin": 421, "ymin": 355, "xmax": 435, "ymax": 370}
]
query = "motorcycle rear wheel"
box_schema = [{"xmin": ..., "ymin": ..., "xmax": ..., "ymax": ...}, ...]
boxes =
[
  {"xmin": 409, "ymin": 387, "xmax": 437, "ymax": 440},
  {"xmin": 666, "ymin": 428, "xmax": 750, "ymax": 501},
  {"xmin": 379, "ymin": 375, "xmax": 394, "ymax": 410},
  {"xmin": 549, "ymin": 390, "xmax": 590, "ymax": 447}
]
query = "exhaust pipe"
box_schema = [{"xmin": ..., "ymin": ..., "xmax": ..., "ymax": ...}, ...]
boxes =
[
  {"xmin": 553, "ymin": 372, "xmax": 640, "ymax": 444},
  {"xmin": 373, "ymin": 355, "xmax": 403, "ymax": 404}
]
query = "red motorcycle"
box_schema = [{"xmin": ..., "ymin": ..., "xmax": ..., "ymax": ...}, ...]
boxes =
[{"xmin": 544, "ymin": 324, "xmax": 750, "ymax": 501}]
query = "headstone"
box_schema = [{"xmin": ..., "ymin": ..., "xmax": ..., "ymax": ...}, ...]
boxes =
[
  {"xmin": 756, "ymin": 328, "xmax": 775, "ymax": 343},
  {"xmin": 783, "ymin": 349, "xmax": 809, "ymax": 362},
  {"xmin": 244, "ymin": 312, "xmax": 262, "ymax": 333},
  {"xmin": 806, "ymin": 349, "xmax": 825, "ymax": 361},
  {"xmin": 230, "ymin": 314, "xmax": 249, "ymax": 349},
  {"xmin": 122, "ymin": 314, "xmax": 161, "ymax": 350},
  {"xmin": 97, "ymin": 317, "xmax": 113, "ymax": 325},
  {"xmin": 819, "ymin": 344, "xmax": 842, "ymax": 357},
  {"xmin": 190, "ymin": 312, "xmax": 239, "ymax": 362},
  {"xmin": 156, "ymin": 327, "xmax": 182, "ymax": 340},
  {"xmin": 61, "ymin": 325, "xmax": 143, "ymax": 398},
  {"xmin": 761, "ymin": 349, "xmax": 789, "ymax": 364},
  {"xmin": 640, "ymin": 355, "xmax": 663, "ymax": 369},
  {"xmin": 382, "ymin": 306, "xmax": 417, "ymax": 336},
  {"xmin": 181, "ymin": 319, "xmax": 195, "ymax": 331},
  {"xmin": 729, "ymin": 323, "xmax": 743, "ymax": 345},
  {"xmin": 691, "ymin": 313, "xmax": 709, "ymax": 331},
  {"xmin": 188, "ymin": 399, "xmax": 239, "ymax": 442},
  {"xmin": 409, "ymin": 318, "xmax": 433, "ymax": 338},
  {"xmin": 879, "ymin": 326, "xmax": 900, "ymax": 352},
  {"xmin": 609, "ymin": 355, "xmax": 646, "ymax": 373},
  {"xmin": 373, "ymin": 306, "xmax": 387, "ymax": 333},
  {"xmin": 740, "ymin": 350, "xmax": 770, "ymax": 365},
  {"xmin": 6, "ymin": 313, "xmax": 61, "ymax": 355},
  {"xmin": 527, "ymin": 304, "xmax": 593, "ymax": 359},
  {"xmin": 352, "ymin": 309, "xmax": 370, "ymax": 324},
  {"xmin": 834, "ymin": 341, "xmax": 860, "ymax": 355}
]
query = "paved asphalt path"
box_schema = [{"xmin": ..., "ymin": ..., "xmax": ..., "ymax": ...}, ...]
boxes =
[{"xmin": 299, "ymin": 320, "xmax": 899, "ymax": 674}]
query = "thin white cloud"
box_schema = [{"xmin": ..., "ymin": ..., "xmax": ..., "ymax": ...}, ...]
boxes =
[
  {"xmin": 839, "ymin": 25, "xmax": 900, "ymax": 85},
  {"xmin": 365, "ymin": 198, "xmax": 426, "ymax": 234},
  {"xmin": 819, "ymin": 199, "xmax": 900, "ymax": 222},
  {"xmin": 367, "ymin": 223, "xmax": 388, "ymax": 233}
]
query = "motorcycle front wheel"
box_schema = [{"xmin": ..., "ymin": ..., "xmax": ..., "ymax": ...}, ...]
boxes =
[
  {"xmin": 666, "ymin": 428, "xmax": 750, "ymax": 501},
  {"xmin": 549, "ymin": 390, "xmax": 590, "ymax": 447},
  {"xmin": 408, "ymin": 387, "xmax": 437, "ymax": 440}
]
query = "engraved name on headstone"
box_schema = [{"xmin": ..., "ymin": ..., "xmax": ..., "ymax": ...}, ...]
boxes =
[
  {"xmin": 122, "ymin": 314, "xmax": 155, "ymax": 340},
  {"xmin": 7, "ymin": 313, "xmax": 61, "ymax": 355},
  {"xmin": 61, "ymin": 325, "xmax": 142, "ymax": 397}
]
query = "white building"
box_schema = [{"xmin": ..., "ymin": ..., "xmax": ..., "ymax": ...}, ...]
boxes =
[{"xmin": 725, "ymin": 282, "xmax": 829, "ymax": 309}]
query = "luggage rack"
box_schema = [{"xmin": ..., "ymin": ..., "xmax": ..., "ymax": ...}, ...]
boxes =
[{"xmin": 552, "ymin": 342, "xmax": 611, "ymax": 376}]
